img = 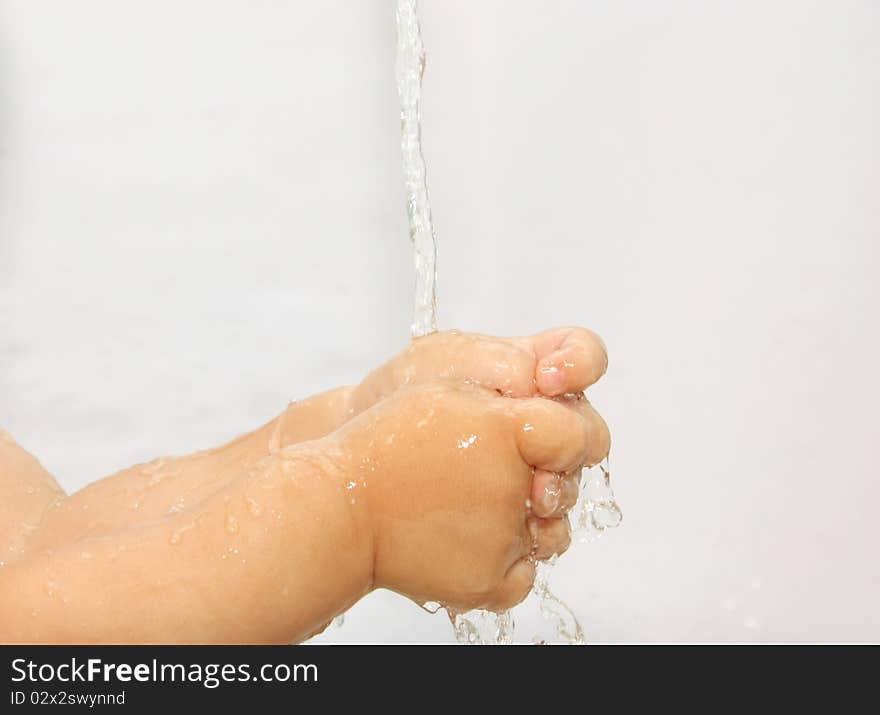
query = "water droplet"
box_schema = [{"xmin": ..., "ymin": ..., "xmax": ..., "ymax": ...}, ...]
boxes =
[
  {"xmin": 331, "ymin": 613, "xmax": 345, "ymax": 628},
  {"xmin": 225, "ymin": 514, "xmax": 239, "ymax": 534},
  {"xmin": 167, "ymin": 498, "xmax": 186, "ymax": 514},
  {"xmin": 415, "ymin": 409, "xmax": 435, "ymax": 429},
  {"xmin": 420, "ymin": 601, "xmax": 442, "ymax": 614},
  {"xmin": 522, "ymin": 423, "xmax": 535, "ymax": 433},
  {"xmin": 457, "ymin": 434, "xmax": 477, "ymax": 449},
  {"xmin": 245, "ymin": 497, "xmax": 262, "ymax": 517},
  {"xmin": 168, "ymin": 522, "xmax": 196, "ymax": 545}
]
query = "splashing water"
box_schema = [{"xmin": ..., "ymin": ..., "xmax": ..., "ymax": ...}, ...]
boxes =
[
  {"xmin": 449, "ymin": 609, "xmax": 515, "ymax": 646},
  {"xmin": 445, "ymin": 458, "xmax": 622, "ymax": 646},
  {"xmin": 527, "ymin": 459, "xmax": 622, "ymax": 645},
  {"xmin": 530, "ymin": 557, "xmax": 585, "ymax": 645},
  {"xmin": 396, "ymin": 0, "xmax": 438, "ymax": 338},
  {"xmin": 571, "ymin": 459, "xmax": 624, "ymax": 541}
]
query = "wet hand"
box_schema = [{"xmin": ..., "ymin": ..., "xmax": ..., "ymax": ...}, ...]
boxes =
[
  {"xmin": 349, "ymin": 326, "xmax": 609, "ymax": 411},
  {"xmin": 331, "ymin": 381, "xmax": 602, "ymax": 612}
]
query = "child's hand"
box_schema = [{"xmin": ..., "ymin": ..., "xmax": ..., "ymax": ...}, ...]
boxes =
[
  {"xmin": 349, "ymin": 327, "xmax": 608, "ymax": 414},
  {"xmin": 331, "ymin": 381, "xmax": 608, "ymax": 612}
]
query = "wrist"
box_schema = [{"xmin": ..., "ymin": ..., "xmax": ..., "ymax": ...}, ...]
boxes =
[
  {"xmin": 260, "ymin": 438, "xmax": 375, "ymax": 635},
  {"xmin": 297, "ymin": 436, "xmax": 376, "ymax": 596}
]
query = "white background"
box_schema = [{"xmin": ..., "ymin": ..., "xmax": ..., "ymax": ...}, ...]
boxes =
[{"xmin": 1, "ymin": 1, "xmax": 877, "ymax": 643}]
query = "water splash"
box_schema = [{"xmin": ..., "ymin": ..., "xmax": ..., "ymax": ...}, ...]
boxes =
[
  {"xmin": 444, "ymin": 459, "xmax": 622, "ymax": 645},
  {"xmin": 396, "ymin": 0, "xmax": 438, "ymax": 338},
  {"xmin": 571, "ymin": 459, "xmax": 623, "ymax": 543},
  {"xmin": 526, "ymin": 458, "xmax": 622, "ymax": 644},
  {"xmin": 530, "ymin": 556, "xmax": 585, "ymax": 645},
  {"xmin": 449, "ymin": 609, "xmax": 514, "ymax": 646}
]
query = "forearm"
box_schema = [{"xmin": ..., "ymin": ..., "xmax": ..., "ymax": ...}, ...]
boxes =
[
  {"xmin": 0, "ymin": 439, "xmax": 373, "ymax": 644},
  {"xmin": 28, "ymin": 386, "xmax": 355, "ymax": 553},
  {"xmin": 0, "ymin": 432, "xmax": 66, "ymax": 561}
]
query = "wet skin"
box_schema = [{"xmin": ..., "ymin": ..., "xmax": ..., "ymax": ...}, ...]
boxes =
[{"xmin": 0, "ymin": 327, "xmax": 610, "ymax": 643}]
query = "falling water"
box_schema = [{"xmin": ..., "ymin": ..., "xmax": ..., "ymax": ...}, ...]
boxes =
[
  {"xmin": 528, "ymin": 458, "xmax": 622, "ymax": 645},
  {"xmin": 393, "ymin": 0, "xmax": 621, "ymax": 645},
  {"xmin": 396, "ymin": 0, "xmax": 439, "ymax": 338}
]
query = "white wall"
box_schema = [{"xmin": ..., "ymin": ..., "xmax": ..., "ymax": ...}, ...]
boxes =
[{"xmin": 1, "ymin": 0, "xmax": 877, "ymax": 643}]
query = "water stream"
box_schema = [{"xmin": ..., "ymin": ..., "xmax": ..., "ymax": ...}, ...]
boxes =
[
  {"xmin": 396, "ymin": 0, "xmax": 438, "ymax": 337},
  {"xmin": 392, "ymin": 0, "xmax": 621, "ymax": 645}
]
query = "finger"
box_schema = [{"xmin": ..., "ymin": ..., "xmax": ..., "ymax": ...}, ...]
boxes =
[
  {"xmin": 553, "ymin": 392, "xmax": 612, "ymax": 467},
  {"xmin": 409, "ymin": 331, "xmax": 539, "ymax": 397},
  {"xmin": 514, "ymin": 397, "xmax": 589, "ymax": 473},
  {"xmin": 531, "ymin": 469, "xmax": 579, "ymax": 518},
  {"xmin": 461, "ymin": 337, "xmax": 537, "ymax": 397},
  {"xmin": 520, "ymin": 327, "xmax": 608, "ymax": 397},
  {"xmin": 528, "ymin": 516, "xmax": 572, "ymax": 560}
]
